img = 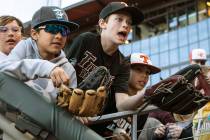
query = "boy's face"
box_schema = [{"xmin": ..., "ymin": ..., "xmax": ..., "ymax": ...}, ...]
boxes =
[
  {"xmin": 31, "ymin": 24, "xmax": 68, "ymax": 60},
  {"xmin": 0, "ymin": 20, "xmax": 22, "ymax": 55},
  {"xmin": 128, "ymin": 65, "xmax": 150, "ymax": 92},
  {"xmin": 100, "ymin": 11, "xmax": 132, "ymax": 45}
]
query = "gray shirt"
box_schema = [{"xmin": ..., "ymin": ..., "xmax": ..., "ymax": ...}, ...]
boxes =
[{"xmin": 0, "ymin": 38, "xmax": 77, "ymax": 101}]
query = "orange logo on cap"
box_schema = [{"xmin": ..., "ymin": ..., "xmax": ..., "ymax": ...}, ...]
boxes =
[
  {"xmin": 198, "ymin": 52, "xmax": 204, "ymax": 57},
  {"xmin": 140, "ymin": 55, "xmax": 149, "ymax": 64}
]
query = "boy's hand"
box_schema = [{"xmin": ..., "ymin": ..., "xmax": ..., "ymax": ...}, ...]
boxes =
[
  {"xmin": 154, "ymin": 124, "xmax": 166, "ymax": 138},
  {"xmin": 50, "ymin": 67, "xmax": 70, "ymax": 87},
  {"xmin": 166, "ymin": 123, "xmax": 183, "ymax": 139},
  {"xmin": 75, "ymin": 116, "xmax": 92, "ymax": 125}
]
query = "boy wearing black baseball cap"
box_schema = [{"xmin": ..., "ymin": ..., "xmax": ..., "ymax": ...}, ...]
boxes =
[
  {"xmin": 0, "ymin": 6, "xmax": 104, "ymax": 140},
  {"xmin": 65, "ymin": 1, "xmax": 145, "ymax": 136}
]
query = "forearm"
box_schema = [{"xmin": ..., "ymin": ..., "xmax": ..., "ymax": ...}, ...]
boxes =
[
  {"xmin": 116, "ymin": 91, "xmax": 145, "ymax": 111},
  {"xmin": 0, "ymin": 59, "xmax": 56, "ymax": 81}
]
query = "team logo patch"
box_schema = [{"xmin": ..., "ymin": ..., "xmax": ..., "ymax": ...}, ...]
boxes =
[{"xmin": 52, "ymin": 8, "xmax": 66, "ymax": 19}]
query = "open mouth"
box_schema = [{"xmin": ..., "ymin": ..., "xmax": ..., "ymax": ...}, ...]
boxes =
[{"xmin": 117, "ymin": 31, "xmax": 128, "ymax": 41}]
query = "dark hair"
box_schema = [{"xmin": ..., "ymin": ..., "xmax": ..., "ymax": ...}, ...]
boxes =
[{"xmin": 0, "ymin": 15, "xmax": 24, "ymax": 34}]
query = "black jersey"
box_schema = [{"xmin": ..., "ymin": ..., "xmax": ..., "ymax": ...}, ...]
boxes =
[
  {"xmin": 66, "ymin": 32, "xmax": 129, "ymax": 93},
  {"xmin": 65, "ymin": 32, "xmax": 129, "ymax": 114}
]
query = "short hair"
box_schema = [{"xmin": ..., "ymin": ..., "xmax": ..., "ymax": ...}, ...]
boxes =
[
  {"xmin": 97, "ymin": 16, "xmax": 110, "ymax": 34},
  {"xmin": 0, "ymin": 15, "xmax": 24, "ymax": 33}
]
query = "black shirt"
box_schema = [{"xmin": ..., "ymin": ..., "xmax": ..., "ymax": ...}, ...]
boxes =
[
  {"xmin": 65, "ymin": 32, "xmax": 131, "ymax": 135},
  {"xmin": 65, "ymin": 32, "xmax": 129, "ymax": 115}
]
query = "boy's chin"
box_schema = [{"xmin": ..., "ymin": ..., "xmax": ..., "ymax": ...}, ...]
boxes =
[{"xmin": 115, "ymin": 40, "xmax": 127, "ymax": 45}]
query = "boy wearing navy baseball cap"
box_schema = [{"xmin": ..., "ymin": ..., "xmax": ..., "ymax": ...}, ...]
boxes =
[
  {"xmin": 65, "ymin": 1, "xmax": 145, "ymax": 137},
  {"xmin": 0, "ymin": 6, "xmax": 104, "ymax": 140}
]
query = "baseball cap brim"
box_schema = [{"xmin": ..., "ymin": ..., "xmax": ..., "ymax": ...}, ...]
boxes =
[
  {"xmin": 34, "ymin": 19, "xmax": 79, "ymax": 32},
  {"xmin": 131, "ymin": 63, "xmax": 161, "ymax": 74}
]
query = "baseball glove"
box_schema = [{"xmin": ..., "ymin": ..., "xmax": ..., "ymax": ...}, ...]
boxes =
[
  {"xmin": 144, "ymin": 64, "xmax": 209, "ymax": 115},
  {"xmin": 56, "ymin": 66, "xmax": 112, "ymax": 117}
]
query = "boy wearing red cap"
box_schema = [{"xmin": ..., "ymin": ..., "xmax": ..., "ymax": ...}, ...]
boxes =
[
  {"xmin": 109, "ymin": 53, "xmax": 160, "ymax": 139},
  {"xmin": 189, "ymin": 48, "xmax": 207, "ymax": 65},
  {"xmin": 191, "ymin": 48, "xmax": 210, "ymax": 140}
]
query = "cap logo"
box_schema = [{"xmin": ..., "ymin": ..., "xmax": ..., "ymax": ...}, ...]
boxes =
[
  {"xmin": 120, "ymin": 2, "xmax": 128, "ymax": 7},
  {"xmin": 198, "ymin": 52, "xmax": 205, "ymax": 57},
  {"xmin": 52, "ymin": 8, "xmax": 65, "ymax": 19},
  {"xmin": 140, "ymin": 55, "xmax": 149, "ymax": 64}
]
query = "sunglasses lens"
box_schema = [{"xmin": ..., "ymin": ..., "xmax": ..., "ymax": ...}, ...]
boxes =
[{"xmin": 44, "ymin": 25, "xmax": 70, "ymax": 36}]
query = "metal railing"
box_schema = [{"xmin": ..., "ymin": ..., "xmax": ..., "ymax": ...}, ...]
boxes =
[
  {"xmin": 92, "ymin": 105, "xmax": 159, "ymax": 140},
  {"xmin": 1, "ymin": 105, "xmax": 210, "ymax": 140}
]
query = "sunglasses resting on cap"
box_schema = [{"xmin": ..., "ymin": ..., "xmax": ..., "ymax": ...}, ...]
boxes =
[{"xmin": 37, "ymin": 24, "xmax": 70, "ymax": 37}]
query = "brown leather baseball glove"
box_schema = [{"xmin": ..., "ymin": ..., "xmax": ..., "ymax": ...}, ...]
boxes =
[
  {"xmin": 57, "ymin": 66, "xmax": 112, "ymax": 117},
  {"xmin": 144, "ymin": 64, "xmax": 209, "ymax": 115}
]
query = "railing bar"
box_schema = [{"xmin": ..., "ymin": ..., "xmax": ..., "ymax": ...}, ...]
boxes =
[
  {"xmin": 131, "ymin": 114, "xmax": 137, "ymax": 140},
  {"xmin": 91, "ymin": 105, "xmax": 159, "ymax": 123}
]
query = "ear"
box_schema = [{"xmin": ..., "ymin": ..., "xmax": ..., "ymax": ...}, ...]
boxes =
[
  {"xmin": 30, "ymin": 29, "xmax": 39, "ymax": 40},
  {"xmin": 98, "ymin": 19, "xmax": 107, "ymax": 30}
]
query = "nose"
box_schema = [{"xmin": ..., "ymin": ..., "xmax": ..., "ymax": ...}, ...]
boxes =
[
  {"xmin": 122, "ymin": 20, "xmax": 130, "ymax": 29},
  {"xmin": 142, "ymin": 72, "xmax": 149, "ymax": 79},
  {"xmin": 7, "ymin": 29, "xmax": 15, "ymax": 36},
  {"xmin": 123, "ymin": 19, "xmax": 132, "ymax": 28},
  {"xmin": 54, "ymin": 32, "xmax": 63, "ymax": 38}
]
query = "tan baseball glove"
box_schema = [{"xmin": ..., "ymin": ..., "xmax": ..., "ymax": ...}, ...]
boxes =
[{"xmin": 56, "ymin": 66, "xmax": 112, "ymax": 117}]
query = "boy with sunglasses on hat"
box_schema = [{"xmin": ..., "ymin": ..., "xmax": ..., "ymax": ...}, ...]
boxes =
[
  {"xmin": 0, "ymin": 6, "xmax": 78, "ymax": 99},
  {"xmin": 65, "ymin": 1, "xmax": 147, "ymax": 136},
  {"xmin": 0, "ymin": 6, "xmax": 104, "ymax": 140}
]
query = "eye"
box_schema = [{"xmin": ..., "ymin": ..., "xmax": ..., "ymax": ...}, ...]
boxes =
[
  {"xmin": 12, "ymin": 27, "xmax": 20, "ymax": 32},
  {"xmin": 146, "ymin": 70, "xmax": 150, "ymax": 75},
  {"xmin": 0, "ymin": 26, "xmax": 8, "ymax": 32},
  {"xmin": 115, "ymin": 17, "xmax": 123, "ymax": 22},
  {"xmin": 127, "ymin": 20, "xmax": 132, "ymax": 26}
]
